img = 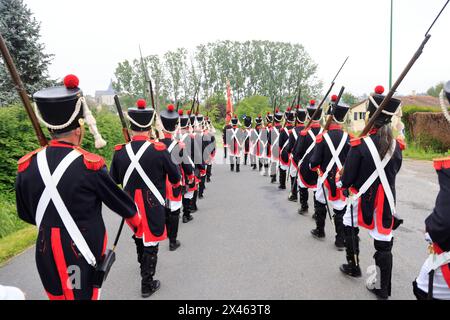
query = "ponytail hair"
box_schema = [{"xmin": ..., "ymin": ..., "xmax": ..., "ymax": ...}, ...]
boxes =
[{"xmin": 375, "ymin": 124, "xmax": 394, "ymax": 160}]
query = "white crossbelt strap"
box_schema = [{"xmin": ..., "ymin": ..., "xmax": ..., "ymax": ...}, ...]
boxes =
[
  {"xmin": 36, "ymin": 149, "xmax": 97, "ymax": 267},
  {"xmin": 178, "ymin": 133, "xmax": 195, "ymax": 167},
  {"xmin": 168, "ymin": 140, "xmax": 178, "ymax": 153},
  {"xmin": 124, "ymin": 142, "xmax": 165, "ymax": 206},
  {"xmin": 293, "ymin": 129, "xmax": 298, "ymax": 142},
  {"xmin": 251, "ymin": 130, "xmax": 263, "ymax": 155},
  {"xmin": 364, "ymin": 138, "xmax": 397, "ymax": 215},
  {"xmin": 424, "ymin": 251, "xmax": 450, "ymax": 273},
  {"xmin": 271, "ymin": 128, "xmax": 280, "ymax": 155},
  {"xmin": 298, "ymin": 128, "xmax": 323, "ymax": 167},
  {"xmin": 318, "ymin": 132, "xmax": 348, "ymax": 185},
  {"xmin": 230, "ymin": 128, "xmax": 242, "ymax": 148}
]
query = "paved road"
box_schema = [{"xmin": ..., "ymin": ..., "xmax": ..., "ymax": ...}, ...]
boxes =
[{"xmin": 0, "ymin": 151, "xmax": 438, "ymax": 300}]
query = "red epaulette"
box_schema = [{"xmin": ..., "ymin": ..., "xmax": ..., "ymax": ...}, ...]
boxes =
[
  {"xmin": 350, "ymin": 137, "xmax": 362, "ymax": 147},
  {"xmin": 300, "ymin": 129, "xmax": 308, "ymax": 136},
  {"xmin": 17, "ymin": 147, "xmax": 45, "ymax": 173},
  {"xmin": 316, "ymin": 133, "xmax": 324, "ymax": 143},
  {"xmin": 348, "ymin": 132, "xmax": 355, "ymax": 140},
  {"xmin": 434, "ymin": 156, "xmax": 450, "ymax": 170},
  {"xmin": 153, "ymin": 141, "xmax": 167, "ymax": 151},
  {"xmin": 76, "ymin": 147, "xmax": 105, "ymax": 171},
  {"xmin": 114, "ymin": 143, "xmax": 126, "ymax": 151},
  {"xmin": 396, "ymin": 137, "xmax": 406, "ymax": 151}
]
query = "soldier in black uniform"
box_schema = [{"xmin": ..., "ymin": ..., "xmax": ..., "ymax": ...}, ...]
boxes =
[
  {"xmin": 222, "ymin": 121, "xmax": 232, "ymax": 160},
  {"xmin": 413, "ymin": 82, "xmax": 450, "ymax": 300},
  {"xmin": 309, "ymin": 102, "xmax": 350, "ymax": 249},
  {"xmin": 194, "ymin": 112, "xmax": 208, "ymax": 199},
  {"xmin": 15, "ymin": 75, "xmax": 142, "ymax": 300},
  {"xmin": 110, "ymin": 99, "xmax": 181, "ymax": 298},
  {"xmin": 268, "ymin": 109, "xmax": 283, "ymax": 184},
  {"xmin": 177, "ymin": 110, "xmax": 196, "ymax": 223},
  {"xmin": 278, "ymin": 107, "xmax": 295, "ymax": 189},
  {"xmin": 251, "ymin": 115, "xmax": 265, "ymax": 172},
  {"xmin": 226, "ymin": 115, "xmax": 242, "ymax": 172},
  {"xmin": 292, "ymin": 100, "xmax": 323, "ymax": 215},
  {"xmin": 282, "ymin": 106, "xmax": 307, "ymax": 202},
  {"xmin": 159, "ymin": 105, "xmax": 193, "ymax": 251},
  {"xmin": 262, "ymin": 112, "xmax": 273, "ymax": 176},
  {"xmin": 203, "ymin": 116, "xmax": 216, "ymax": 182},
  {"xmin": 339, "ymin": 86, "xmax": 403, "ymax": 300},
  {"xmin": 186, "ymin": 111, "xmax": 203, "ymax": 212},
  {"xmin": 242, "ymin": 115, "xmax": 253, "ymax": 167}
]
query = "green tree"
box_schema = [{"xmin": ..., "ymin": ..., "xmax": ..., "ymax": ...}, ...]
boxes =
[
  {"xmin": 341, "ymin": 92, "xmax": 358, "ymax": 106},
  {"xmin": 0, "ymin": 0, "xmax": 53, "ymax": 106},
  {"xmin": 427, "ymin": 82, "xmax": 445, "ymax": 98}
]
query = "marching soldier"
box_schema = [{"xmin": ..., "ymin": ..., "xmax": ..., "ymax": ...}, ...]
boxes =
[
  {"xmin": 250, "ymin": 115, "xmax": 265, "ymax": 172},
  {"xmin": 413, "ymin": 82, "xmax": 450, "ymax": 300},
  {"xmin": 282, "ymin": 106, "xmax": 307, "ymax": 201},
  {"xmin": 262, "ymin": 112, "xmax": 273, "ymax": 176},
  {"xmin": 278, "ymin": 107, "xmax": 296, "ymax": 189},
  {"xmin": 268, "ymin": 109, "xmax": 283, "ymax": 184},
  {"xmin": 186, "ymin": 111, "xmax": 203, "ymax": 212},
  {"xmin": 292, "ymin": 100, "xmax": 324, "ymax": 215},
  {"xmin": 339, "ymin": 86, "xmax": 404, "ymax": 300},
  {"xmin": 203, "ymin": 116, "xmax": 216, "ymax": 182},
  {"xmin": 222, "ymin": 121, "xmax": 232, "ymax": 160},
  {"xmin": 177, "ymin": 110, "xmax": 196, "ymax": 223},
  {"xmin": 159, "ymin": 105, "xmax": 193, "ymax": 251},
  {"xmin": 194, "ymin": 112, "xmax": 208, "ymax": 199},
  {"xmin": 242, "ymin": 115, "xmax": 254, "ymax": 167},
  {"xmin": 15, "ymin": 75, "xmax": 142, "ymax": 300},
  {"xmin": 110, "ymin": 99, "xmax": 181, "ymax": 298},
  {"xmin": 309, "ymin": 100, "xmax": 350, "ymax": 249},
  {"xmin": 226, "ymin": 115, "xmax": 242, "ymax": 172}
]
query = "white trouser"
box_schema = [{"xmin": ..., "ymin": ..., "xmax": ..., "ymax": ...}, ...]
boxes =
[
  {"xmin": 343, "ymin": 197, "xmax": 359, "ymax": 227},
  {"xmin": 416, "ymin": 258, "xmax": 450, "ymax": 300}
]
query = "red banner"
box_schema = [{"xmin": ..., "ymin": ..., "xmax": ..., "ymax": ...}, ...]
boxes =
[{"xmin": 226, "ymin": 80, "xmax": 233, "ymax": 124}]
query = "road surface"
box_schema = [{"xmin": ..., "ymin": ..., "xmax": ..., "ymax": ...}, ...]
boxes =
[{"xmin": 0, "ymin": 152, "xmax": 438, "ymax": 300}]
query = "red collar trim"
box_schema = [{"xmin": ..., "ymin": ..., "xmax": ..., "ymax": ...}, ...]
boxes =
[
  {"xmin": 132, "ymin": 135, "xmax": 149, "ymax": 141},
  {"xmin": 49, "ymin": 140, "xmax": 75, "ymax": 148},
  {"xmin": 369, "ymin": 128, "xmax": 379, "ymax": 135},
  {"xmin": 434, "ymin": 157, "xmax": 450, "ymax": 171},
  {"xmin": 163, "ymin": 133, "xmax": 172, "ymax": 139},
  {"xmin": 328, "ymin": 124, "xmax": 342, "ymax": 131},
  {"xmin": 311, "ymin": 122, "xmax": 321, "ymax": 129}
]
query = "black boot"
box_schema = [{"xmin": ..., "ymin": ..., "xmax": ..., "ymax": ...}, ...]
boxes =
[
  {"xmin": 133, "ymin": 235, "xmax": 144, "ymax": 264},
  {"xmin": 311, "ymin": 204, "xmax": 327, "ymax": 239},
  {"xmin": 259, "ymin": 161, "xmax": 263, "ymax": 172},
  {"xmin": 167, "ymin": 209, "xmax": 181, "ymax": 251},
  {"xmin": 224, "ymin": 148, "xmax": 227, "ymax": 159},
  {"xmin": 264, "ymin": 164, "xmax": 269, "ymax": 176},
  {"xmin": 288, "ymin": 178, "xmax": 298, "ymax": 201},
  {"xmin": 182, "ymin": 197, "xmax": 193, "ymax": 223},
  {"xmin": 270, "ymin": 174, "xmax": 277, "ymax": 183},
  {"xmin": 199, "ymin": 177, "xmax": 205, "ymax": 199},
  {"xmin": 340, "ymin": 226, "xmax": 361, "ymax": 277},
  {"xmin": 368, "ymin": 240, "xmax": 394, "ymax": 300},
  {"xmin": 141, "ymin": 245, "xmax": 161, "ymax": 298},
  {"xmin": 206, "ymin": 165, "xmax": 212, "ymax": 182},
  {"xmin": 278, "ymin": 169, "xmax": 286, "ymax": 189},
  {"xmin": 244, "ymin": 154, "xmax": 248, "ymax": 165},
  {"xmin": 236, "ymin": 164, "xmax": 240, "ymax": 172},
  {"xmin": 333, "ymin": 208, "xmax": 346, "ymax": 251},
  {"xmin": 190, "ymin": 191, "xmax": 198, "ymax": 212},
  {"xmin": 298, "ymin": 187, "xmax": 309, "ymax": 215}
]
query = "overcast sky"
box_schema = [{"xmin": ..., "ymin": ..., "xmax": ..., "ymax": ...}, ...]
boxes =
[{"xmin": 23, "ymin": 0, "xmax": 450, "ymax": 98}]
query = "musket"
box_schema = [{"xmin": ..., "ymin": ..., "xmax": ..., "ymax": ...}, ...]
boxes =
[
  {"xmin": 297, "ymin": 87, "xmax": 302, "ymax": 107},
  {"xmin": 139, "ymin": 45, "xmax": 156, "ymax": 110},
  {"xmin": 304, "ymin": 56, "xmax": 349, "ymax": 129},
  {"xmin": 176, "ymin": 101, "xmax": 181, "ymax": 112},
  {"xmin": 323, "ymin": 86, "xmax": 345, "ymax": 131},
  {"xmin": 360, "ymin": 0, "xmax": 449, "ymax": 137},
  {"xmin": 0, "ymin": 32, "xmax": 47, "ymax": 146},
  {"xmin": 113, "ymin": 95, "xmax": 130, "ymax": 142},
  {"xmin": 189, "ymin": 88, "xmax": 199, "ymax": 115}
]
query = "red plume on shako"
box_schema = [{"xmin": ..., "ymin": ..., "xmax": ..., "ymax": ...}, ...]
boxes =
[
  {"xmin": 33, "ymin": 74, "xmax": 107, "ymax": 148},
  {"xmin": 375, "ymin": 85, "xmax": 385, "ymax": 95},
  {"xmin": 136, "ymin": 99, "xmax": 147, "ymax": 109},
  {"xmin": 331, "ymin": 95, "xmax": 338, "ymax": 102},
  {"xmin": 307, "ymin": 98, "xmax": 321, "ymax": 120}
]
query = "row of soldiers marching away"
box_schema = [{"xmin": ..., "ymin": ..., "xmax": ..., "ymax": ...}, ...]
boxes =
[
  {"xmin": 223, "ymin": 81, "xmax": 450, "ymax": 300},
  {"xmin": 15, "ymin": 74, "xmax": 216, "ymax": 299}
]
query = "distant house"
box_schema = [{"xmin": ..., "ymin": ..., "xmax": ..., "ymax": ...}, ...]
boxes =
[
  {"xmin": 348, "ymin": 100, "xmax": 369, "ymax": 132},
  {"xmin": 95, "ymin": 81, "xmax": 115, "ymax": 106}
]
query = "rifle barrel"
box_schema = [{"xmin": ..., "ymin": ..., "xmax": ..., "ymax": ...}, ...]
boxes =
[{"xmin": 0, "ymin": 32, "xmax": 47, "ymax": 146}]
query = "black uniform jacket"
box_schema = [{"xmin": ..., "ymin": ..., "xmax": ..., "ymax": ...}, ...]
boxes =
[
  {"xmin": 278, "ymin": 124, "xmax": 294, "ymax": 166},
  {"xmin": 110, "ymin": 135, "xmax": 181, "ymax": 242},
  {"xmin": 310, "ymin": 124, "xmax": 351, "ymax": 200},
  {"xmin": 16, "ymin": 140, "xmax": 140, "ymax": 300},
  {"xmin": 292, "ymin": 122, "xmax": 322, "ymax": 188},
  {"xmin": 281, "ymin": 124, "xmax": 304, "ymax": 167},
  {"xmin": 341, "ymin": 129, "xmax": 404, "ymax": 234}
]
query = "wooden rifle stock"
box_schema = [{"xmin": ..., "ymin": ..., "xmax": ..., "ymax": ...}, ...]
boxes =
[{"xmin": 0, "ymin": 32, "xmax": 47, "ymax": 146}]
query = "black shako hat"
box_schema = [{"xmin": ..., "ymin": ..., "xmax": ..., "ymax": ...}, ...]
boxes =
[
  {"xmin": 231, "ymin": 115, "xmax": 239, "ymax": 126},
  {"xmin": 128, "ymin": 99, "xmax": 155, "ymax": 132},
  {"xmin": 265, "ymin": 112, "xmax": 273, "ymax": 123},
  {"xmin": 160, "ymin": 104, "xmax": 179, "ymax": 132},
  {"xmin": 445, "ymin": 81, "xmax": 450, "ymax": 103},
  {"xmin": 307, "ymin": 100, "xmax": 322, "ymax": 121},
  {"xmin": 367, "ymin": 85, "xmax": 401, "ymax": 127},
  {"xmin": 296, "ymin": 106, "xmax": 307, "ymax": 123},
  {"xmin": 195, "ymin": 112, "xmax": 204, "ymax": 126},
  {"xmin": 255, "ymin": 115, "xmax": 263, "ymax": 126},
  {"xmin": 332, "ymin": 102, "xmax": 350, "ymax": 123},
  {"xmin": 33, "ymin": 74, "xmax": 84, "ymax": 134},
  {"xmin": 274, "ymin": 108, "xmax": 283, "ymax": 123},
  {"xmin": 179, "ymin": 110, "xmax": 190, "ymax": 128},
  {"xmin": 327, "ymin": 95, "xmax": 338, "ymax": 115},
  {"xmin": 284, "ymin": 107, "xmax": 295, "ymax": 123},
  {"xmin": 243, "ymin": 115, "xmax": 252, "ymax": 128}
]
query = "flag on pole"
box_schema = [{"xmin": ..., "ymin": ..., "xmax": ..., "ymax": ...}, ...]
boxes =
[{"xmin": 226, "ymin": 79, "xmax": 233, "ymax": 124}]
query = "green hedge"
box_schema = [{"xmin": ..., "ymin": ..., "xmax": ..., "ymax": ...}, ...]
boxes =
[{"xmin": 0, "ymin": 105, "xmax": 124, "ymax": 239}]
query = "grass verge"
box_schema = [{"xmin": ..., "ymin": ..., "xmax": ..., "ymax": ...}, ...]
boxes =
[
  {"xmin": 403, "ymin": 141, "xmax": 450, "ymax": 161},
  {"xmin": 0, "ymin": 226, "xmax": 37, "ymax": 266}
]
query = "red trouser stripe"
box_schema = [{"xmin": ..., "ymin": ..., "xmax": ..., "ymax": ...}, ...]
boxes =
[{"xmin": 51, "ymin": 228, "xmax": 74, "ymax": 300}]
